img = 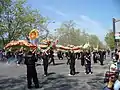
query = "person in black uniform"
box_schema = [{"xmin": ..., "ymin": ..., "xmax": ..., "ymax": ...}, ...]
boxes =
[
  {"xmin": 98, "ymin": 50, "xmax": 104, "ymax": 65},
  {"xmin": 69, "ymin": 50, "xmax": 76, "ymax": 76},
  {"xmin": 84, "ymin": 51, "xmax": 92, "ymax": 74},
  {"xmin": 24, "ymin": 51, "xmax": 39, "ymax": 89},
  {"xmin": 49, "ymin": 48, "xmax": 55, "ymax": 65},
  {"xmin": 17, "ymin": 49, "xmax": 23, "ymax": 65},
  {"xmin": 103, "ymin": 50, "xmax": 106, "ymax": 60},
  {"xmin": 57, "ymin": 50, "xmax": 63, "ymax": 60},
  {"xmin": 93, "ymin": 50, "xmax": 97, "ymax": 63},
  {"xmin": 65, "ymin": 51, "xmax": 69, "ymax": 58},
  {"xmin": 42, "ymin": 51, "xmax": 49, "ymax": 76},
  {"xmin": 66, "ymin": 50, "xmax": 71, "ymax": 65},
  {"xmin": 107, "ymin": 49, "xmax": 110, "ymax": 55},
  {"xmin": 81, "ymin": 51, "xmax": 85, "ymax": 66},
  {"xmin": 77, "ymin": 52, "xmax": 80, "ymax": 60}
]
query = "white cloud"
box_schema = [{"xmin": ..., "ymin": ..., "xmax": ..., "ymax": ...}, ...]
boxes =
[
  {"xmin": 80, "ymin": 15, "xmax": 100, "ymax": 26},
  {"xmin": 43, "ymin": 5, "xmax": 66, "ymax": 17},
  {"xmin": 55, "ymin": 11, "xmax": 66, "ymax": 17},
  {"xmin": 75, "ymin": 15, "xmax": 107, "ymax": 42}
]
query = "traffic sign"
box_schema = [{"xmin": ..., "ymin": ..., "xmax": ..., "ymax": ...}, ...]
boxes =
[{"xmin": 115, "ymin": 32, "xmax": 120, "ymax": 40}]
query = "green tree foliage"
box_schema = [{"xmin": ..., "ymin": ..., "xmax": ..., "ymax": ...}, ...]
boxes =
[
  {"xmin": 89, "ymin": 34, "xmax": 100, "ymax": 47},
  {"xmin": 0, "ymin": 0, "xmax": 47, "ymax": 47},
  {"xmin": 0, "ymin": 0, "xmax": 11, "ymax": 13},
  {"xmin": 55, "ymin": 20, "xmax": 102, "ymax": 47},
  {"xmin": 105, "ymin": 30, "xmax": 115, "ymax": 50}
]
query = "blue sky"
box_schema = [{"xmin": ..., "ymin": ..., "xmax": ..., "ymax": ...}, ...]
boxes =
[{"xmin": 27, "ymin": 0, "xmax": 120, "ymax": 42}]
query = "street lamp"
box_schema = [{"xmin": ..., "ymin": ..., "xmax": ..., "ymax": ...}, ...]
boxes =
[{"xmin": 112, "ymin": 18, "xmax": 120, "ymax": 49}]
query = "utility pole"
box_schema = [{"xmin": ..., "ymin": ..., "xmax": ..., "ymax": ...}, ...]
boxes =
[
  {"xmin": 112, "ymin": 18, "xmax": 120, "ymax": 50},
  {"xmin": 113, "ymin": 18, "xmax": 117, "ymax": 49}
]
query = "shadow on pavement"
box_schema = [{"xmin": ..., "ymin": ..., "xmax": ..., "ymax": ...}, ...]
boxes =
[
  {"xmin": 49, "ymin": 63, "xmax": 65, "ymax": 66},
  {"xmin": 86, "ymin": 74, "xmax": 105, "ymax": 90},
  {"xmin": 47, "ymin": 72, "xmax": 56, "ymax": 76},
  {"xmin": 39, "ymin": 74, "xmax": 79, "ymax": 90},
  {"xmin": 75, "ymin": 72, "xmax": 80, "ymax": 74},
  {"xmin": 54, "ymin": 62, "xmax": 65, "ymax": 65},
  {"xmin": 36, "ymin": 62, "xmax": 65, "ymax": 67},
  {"xmin": 0, "ymin": 76, "xmax": 26, "ymax": 90},
  {"xmin": 0, "ymin": 72, "xmax": 79, "ymax": 90}
]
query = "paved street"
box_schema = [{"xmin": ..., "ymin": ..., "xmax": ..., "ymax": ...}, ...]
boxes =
[{"xmin": 0, "ymin": 56, "xmax": 111, "ymax": 90}]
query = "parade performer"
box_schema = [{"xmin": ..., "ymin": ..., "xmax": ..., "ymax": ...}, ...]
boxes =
[
  {"xmin": 68, "ymin": 50, "xmax": 76, "ymax": 76},
  {"xmin": 98, "ymin": 50, "xmax": 104, "ymax": 65},
  {"xmin": 41, "ymin": 50, "xmax": 49, "ymax": 76},
  {"xmin": 84, "ymin": 51, "xmax": 92, "ymax": 74},
  {"xmin": 57, "ymin": 50, "xmax": 63, "ymax": 60},
  {"xmin": 49, "ymin": 48, "xmax": 55, "ymax": 65},
  {"xmin": 93, "ymin": 50, "xmax": 97, "ymax": 63},
  {"xmin": 24, "ymin": 51, "xmax": 39, "ymax": 89},
  {"xmin": 81, "ymin": 51, "xmax": 85, "ymax": 66},
  {"xmin": 66, "ymin": 50, "xmax": 71, "ymax": 65},
  {"xmin": 17, "ymin": 48, "xmax": 23, "ymax": 66}
]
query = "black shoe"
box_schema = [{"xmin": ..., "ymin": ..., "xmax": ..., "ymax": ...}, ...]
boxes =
[
  {"xmin": 28, "ymin": 86, "xmax": 32, "ymax": 89},
  {"xmin": 35, "ymin": 85, "xmax": 39, "ymax": 88},
  {"xmin": 85, "ymin": 72, "xmax": 89, "ymax": 74},
  {"xmin": 90, "ymin": 72, "xmax": 93, "ymax": 74}
]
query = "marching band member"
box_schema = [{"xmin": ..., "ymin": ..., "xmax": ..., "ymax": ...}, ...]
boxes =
[
  {"xmin": 84, "ymin": 51, "xmax": 93, "ymax": 74},
  {"xmin": 68, "ymin": 50, "xmax": 76, "ymax": 76},
  {"xmin": 24, "ymin": 51, "xmax": 39, "ymax": 89},
  {"xmin": 41, "ymin": 50, "xmax": 49, "ymax": 76}
]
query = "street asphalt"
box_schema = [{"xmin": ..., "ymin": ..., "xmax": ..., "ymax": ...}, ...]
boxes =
[{"xmin": 0, "ymin": 55, "xmax": 111, "ymax": 90}]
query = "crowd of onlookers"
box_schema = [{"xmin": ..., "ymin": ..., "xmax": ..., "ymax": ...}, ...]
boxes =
[{"xmin": 104, "ymin": 49, "xmax": 120, "ymax": 90}]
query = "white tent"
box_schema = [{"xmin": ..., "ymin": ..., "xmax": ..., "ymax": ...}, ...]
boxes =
[{"xmin": 83, "ymin": 42, "xmax": 90, "ymax": 49}]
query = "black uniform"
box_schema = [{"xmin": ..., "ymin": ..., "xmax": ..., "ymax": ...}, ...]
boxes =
[
  {"xmin": 107, "ymin": 50, "xmax": 110, "ymax": 55},
  {"xmin": 42, "ymin": 52, "xmax": 49, "ymax": 76},
  {"xmin": 93, "ymin": 51, "xmax": 97, "ymax": 63},
  {"xmin": 49, "ymin": 49, "xmax": 55, "ymax": 65},
  {"xmin": 81, "ymin": 52, "xmax": 85, "ymax": 66},
  {"xmin": 98, "ymin": 51, "xmax": 104, "ymax": 65},
  {"xmin": 77, "ymin": 52, "xmax": 80, "ymax": 59},
  {"xmin": 66, "ymin": 51, "xmax": 71, "ymax": 65},
  {"xmin": 6, "ymin": 51, "xmax": 12, "ymax": 59},
  {"xmin": 65, "ymin": 52, "xmax": 69, "ymax": 57},
  {"xmin": 103, "ymin": 51, "xmax": 106, "ymax": 60},
  {"xmin": 57, "ymin": 51, "xmax": 63, "ymax": 60},
  {"xmin": 17, "ymin": 51, "xmax": 23, "ymax": 64},
  {"xmin": 69, "ymin": 52, "xmax": 76, "ymax": 75},
  {"xmin": 84, "ymin": 52, "xmax": 92, "ymax": 74},
  {"xmin": 24, "ymin": 51, "xmax": 39, "ymax": 89}
]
